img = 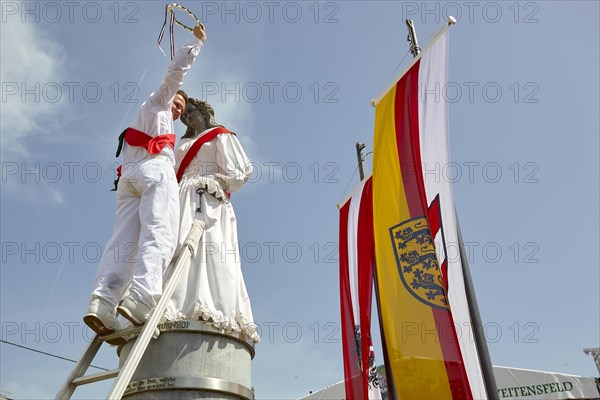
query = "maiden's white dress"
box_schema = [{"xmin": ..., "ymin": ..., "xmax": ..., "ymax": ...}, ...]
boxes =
[{"xmin": 165, "ymin": 127, "xmax": 259, "ymax": 342}]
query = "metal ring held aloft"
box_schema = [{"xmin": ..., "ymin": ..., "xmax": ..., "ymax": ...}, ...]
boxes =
[{"xmin": 157, "ymin": 3, "xmax": 202, "ymax": 59}]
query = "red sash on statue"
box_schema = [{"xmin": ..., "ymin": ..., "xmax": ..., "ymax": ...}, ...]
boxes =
[{"xmin": 176, "ymin": 127, "xmax": 235, "ymax": 182}]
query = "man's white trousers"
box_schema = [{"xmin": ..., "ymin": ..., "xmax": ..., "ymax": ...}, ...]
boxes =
[{"xmin": 91, "ymin": 157, "xmax": 179, "ymax": 309}]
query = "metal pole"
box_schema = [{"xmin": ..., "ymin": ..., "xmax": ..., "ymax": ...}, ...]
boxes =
[
  {"xmin": 406, "ymin": 20, "xmax": 421, "ymax": 57},
  {"xmin": 355, "ymin": 142, "xmax": 366, "ymax": 181},
  {"xmin": 457, "ymin": 218, "xmax": 500, "ymax": 400},
  {"xmin": 583, "ymin": 347, "xmax": 600, "ymax": 375}
]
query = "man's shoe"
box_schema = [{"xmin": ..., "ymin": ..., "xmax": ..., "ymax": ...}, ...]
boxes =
[
  {"xmin": 83, "ymin": 296, "xmax": 126, "ymax": 345},
  {"xmin": 117, "ymin": 295, "xmax": 152, "ymax": 325}
]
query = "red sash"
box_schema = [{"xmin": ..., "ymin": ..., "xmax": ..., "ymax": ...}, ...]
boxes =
[
  {"xmin": 124, "ymin": 128, "xmax": 176, "ymax": 155},
  {"xmin": 176, "ymin": 127, "xmax": 235, "ymax": 182},
  {"xmin": 112, "ymin": 128, "xmax": 176, "ymax": 191}
]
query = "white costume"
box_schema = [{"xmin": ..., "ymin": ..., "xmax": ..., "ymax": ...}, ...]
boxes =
[
  {"xmin": 91, "ymin": 40, "xmax": 203, "ymax": 310},
  {"xmin": 166, "ymin": 127, "xmax": 260, "ymax": 342}
]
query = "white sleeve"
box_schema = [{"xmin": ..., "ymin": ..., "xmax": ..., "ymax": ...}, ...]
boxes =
[
  {"xmin": 214, "ymin": 134, "xmax": 253, "ymax": 193},
  {"xmin": 148, "ymin": 40, "xmax": 203, "ymax": 110}
]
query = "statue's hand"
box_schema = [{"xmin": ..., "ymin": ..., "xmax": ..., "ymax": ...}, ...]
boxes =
[{"xmin": 194, "ymin": 23, "xmax": 206, "ymax": 43}]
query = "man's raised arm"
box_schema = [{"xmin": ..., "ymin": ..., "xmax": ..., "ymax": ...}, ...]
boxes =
[{"xmin": 151, "ymin": 24, "xmax": 207, "ymax": 110}]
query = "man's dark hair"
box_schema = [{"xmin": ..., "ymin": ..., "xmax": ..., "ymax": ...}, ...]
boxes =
[{"xmin": 177, "ymin": 89, "xmax": 188, "ymax": 104}]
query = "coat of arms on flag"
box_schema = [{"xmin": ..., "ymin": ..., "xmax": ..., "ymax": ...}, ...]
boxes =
[{"xmin": 390, "ymin": 216, "xmax": 448, "ymax": 310}]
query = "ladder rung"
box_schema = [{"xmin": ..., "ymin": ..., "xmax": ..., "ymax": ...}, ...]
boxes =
[
  {"xmin": 72, "ymin": 369, "xmax": 120, "ymax": 386},
  {"xmin": 100, "ymin": 326, "xmax": 143, "ymax": 342}
]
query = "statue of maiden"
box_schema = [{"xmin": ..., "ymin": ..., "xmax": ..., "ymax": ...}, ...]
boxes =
[{"xmin": 166, "ymin": 98, "xmax": 259, "ymax": 343}]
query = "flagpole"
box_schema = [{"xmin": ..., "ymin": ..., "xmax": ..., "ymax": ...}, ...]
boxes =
[
  {"xmin": 456, "ymin": 217, "xmax": 500, "ymax": 400},
  {"xmin": 406, "ymin": 20, "xmax": 421, "ymax": 57},
  {"xmin": 371, "ymin": 17, "xmax": 456, "ymax": 107},
  {"xmin": 355, "ymin": 142, "xmax": 366, "ymax": 181},
  {"xmin": 337, "ymin": 144, "xmax": 370, "ymax": 209},
  {"xmin": 372, "ymin": 265, "xmax": 396, "ymax": 400}
]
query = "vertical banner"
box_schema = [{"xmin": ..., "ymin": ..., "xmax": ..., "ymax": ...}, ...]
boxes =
[
  {"xmin": 372, "ymin": 26, "xmax": 489, "ymax": 399},
  {"xmin": 339, "ymin": 178, "xmax": 382, "ymax": 399}
]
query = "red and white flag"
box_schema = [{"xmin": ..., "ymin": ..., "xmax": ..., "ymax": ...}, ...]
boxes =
[{"xmin": 339, "ymin": 177, "xmax": 382, "ymax": 399}]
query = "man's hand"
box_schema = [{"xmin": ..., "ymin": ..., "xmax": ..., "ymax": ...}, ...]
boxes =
[{"xmin": 194, "ymin": 23, "xmax": 206, "ymax": 43}]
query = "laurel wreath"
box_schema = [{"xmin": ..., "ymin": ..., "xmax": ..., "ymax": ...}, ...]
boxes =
[
  {"xmin": 167, "ymin": 3, "xmax": 202, "ymax": 32},
  {"xmin": 157, "ymin": 3, "xmax": 203, "ymax": 59}
]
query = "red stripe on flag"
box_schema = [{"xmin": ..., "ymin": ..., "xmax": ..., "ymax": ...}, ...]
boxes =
[
  {"xmin": 428, "ymin": 195, "xmax": 442, "ymax": 237},
  {"xmin": 433, "ymin": 307, "xmax": 474, "ymax": 399},
  {"xmin": 394, "ymin": 60, "xmax": 429, "ymax": 215},
  {"xmin": 440, "ymin": 259, "xmax": 449, "ymax": 292},
  {"xmin": 393, "ymin": 61, "xmax": 473, "ymax": 400},
  {"xmin": 339, "ymin": 201, "xmax": 362, "ymax": 398},
  {"xmin": 357, "ymin": 178, "xmax": 374, "ymax": 399},
  {"xmin": 427, "ymin": 195, "xmax": 449, "ymax": 290}
]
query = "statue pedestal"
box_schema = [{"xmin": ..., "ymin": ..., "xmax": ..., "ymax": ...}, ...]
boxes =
[{"xmin": 118, "ymin": 320, "xmax": 255, "ymax": 400}]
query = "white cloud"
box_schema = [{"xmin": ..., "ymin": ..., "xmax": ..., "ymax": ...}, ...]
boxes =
[
  {"xmin": 0, "ymin": 179, "xmax": 65, "ymax": 206},
  {"xmin": 0, "ymin": 20, "xmax": 67, "ymax": 157}
]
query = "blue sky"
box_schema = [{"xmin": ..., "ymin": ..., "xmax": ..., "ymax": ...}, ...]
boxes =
[{"xmin": 1, "ymin": 1, "xmax": 598, "ymax": 399}]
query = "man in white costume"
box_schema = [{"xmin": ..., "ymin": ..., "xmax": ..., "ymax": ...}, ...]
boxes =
[
  {"xmin": 166, "ymin": 98, "xmax": 260, "ymax": 343},
  {"xmin": 84, "ymin": 25, "xmax": 207, "ymax": 339}
]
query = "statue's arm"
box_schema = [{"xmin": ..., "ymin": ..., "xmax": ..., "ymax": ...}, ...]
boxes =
[{"xmin": 214, "ymin": 134, "xmax": 253, "ymax": 193}]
